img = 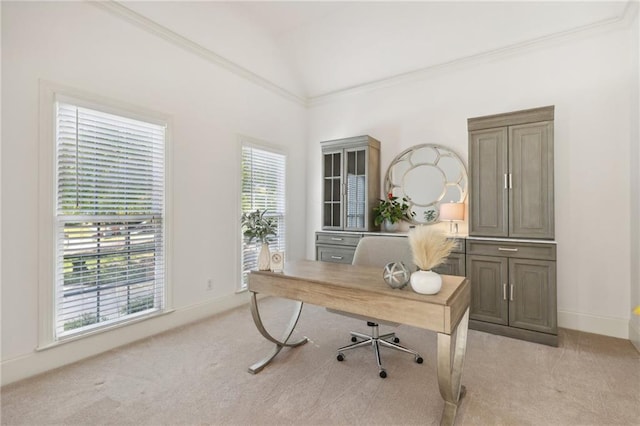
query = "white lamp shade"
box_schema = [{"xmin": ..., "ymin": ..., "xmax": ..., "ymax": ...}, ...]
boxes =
[{"xmin": 439, "ymin": 202, "xmax": 464, "ymax": 221}]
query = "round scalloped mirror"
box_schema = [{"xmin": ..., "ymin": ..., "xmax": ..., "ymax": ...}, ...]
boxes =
[{"xmin": 384, "ymin": 144, "xmax": 468, "ymax": 225}]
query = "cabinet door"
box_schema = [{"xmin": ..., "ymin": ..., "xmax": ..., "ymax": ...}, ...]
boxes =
[
  {"xmin": 509, "ymin": 122, "xmax": 554, "ymax": 239},
  {"xmin": 509, "ymin": 258, "xmax": 557, "ymax": 334},
  {"xmin": 434, "ymin": 253, "xmax": 465, "ymax": 276},
  {"xmin": 344, "ymin": 147, "xmax": 368, "ymax": 231},
  {"xmin": 469, "ymin": 128, "xmax": 509, "ymax": 237},
  {"xmin": 322, "ymin": 151, "xmax": 343, "ymax": 229},
  {"xmin": 467, "ymin": 255, "xmax": 508, "ymax": 325}
]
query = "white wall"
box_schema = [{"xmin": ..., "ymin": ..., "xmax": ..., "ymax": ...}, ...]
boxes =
[
  {"xmin": 1, "ymin": 2, "xmax": 307, "ymax": 384},
  {"xmin": 630, "ymin": 8, "xmax": 640, "ymax": 351},
  {"xmin": 2, "ymin": 1, "xmax": 637, "ymax": 387},
  {"xmin": 307, "ymin": 23, "xmax": 635, "ymax": 339}
]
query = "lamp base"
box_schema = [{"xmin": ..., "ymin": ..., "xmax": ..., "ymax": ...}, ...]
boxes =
[{"xmin": 448, "ymin": 221, "xmax": 459, "ymax": 235}]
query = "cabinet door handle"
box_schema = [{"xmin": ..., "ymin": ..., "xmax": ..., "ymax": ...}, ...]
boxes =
[
  {"xmin": 509, "ymin": 173, "xmax": 513, "ymax": 189},
  {"xmin": 498, "ymin": 247, "xmax": 518, "ymax": 252},
  {"xmin": 503, "ymin": 283, "xmax": 507, "ymax": 300},
  {"xmin": 331, "ymin": 256, "xmax": 343, "ymax": 260},
  {"xmin": 510, "ymin": 284, "xmax": 514, "ymax": 301},
  {"xmin": 504, "ymin": 173, "xmax": 508, "ymax": 189},
  {"xmin": 330, "ymin": 237, "xmax": 343, "ymax": 241}
]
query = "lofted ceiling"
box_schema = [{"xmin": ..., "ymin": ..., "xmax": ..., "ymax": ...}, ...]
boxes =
[{"xmin": 119, "ymin": 1, "xmax": 631, "ymax": 102}]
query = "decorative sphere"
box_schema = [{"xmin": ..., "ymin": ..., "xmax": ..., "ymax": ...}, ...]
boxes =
[{"xmin": 383, "ymin": 262, "xmax": 411, "ymax": 289}]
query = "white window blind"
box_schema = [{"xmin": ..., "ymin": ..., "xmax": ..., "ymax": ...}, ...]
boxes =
[
  {"xmin": 55, "ymin": 101, "xmax": 166, "ymax": 339},
  {"xmin": 241, "ymin": 144, "xmax": 286, "ymax": 289}
]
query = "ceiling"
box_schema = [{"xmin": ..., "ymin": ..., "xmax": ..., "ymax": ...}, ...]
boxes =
[{"xmin": 119, "ymin": 1, "xmax": 631, "ymax": 101}]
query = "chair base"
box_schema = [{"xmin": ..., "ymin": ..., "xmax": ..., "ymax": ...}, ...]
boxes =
[{"xmin": 336, "ymin": 323, "xmax": 423, "ymax": 378}]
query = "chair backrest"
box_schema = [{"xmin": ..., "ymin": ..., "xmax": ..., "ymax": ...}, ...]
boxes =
[{"xmin": 352, "ymin": 236, "xmax": 416, "ymax": 271}]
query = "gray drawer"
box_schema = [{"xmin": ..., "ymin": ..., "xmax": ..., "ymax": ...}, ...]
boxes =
[
  {"xmin": 317, "ymin": 246, "xmax": 356, "ymax": 264},
  {"xmin": 433, "ymin": 252, "xmax": 466, "ymax": 276},
  {"xmin": 316, "ymin": 232, "xmax": 361, "ymax": 247},
  {"xmin": 450, "ymin": 238, "xmax": 465, "ymax": 254},
  {"xmin": 466, "ymin": 239, "xmax": 556, "ymax": 260}
]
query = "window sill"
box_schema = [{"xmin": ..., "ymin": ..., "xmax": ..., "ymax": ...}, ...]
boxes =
[{"xmin": 36, "ymin": 308, "xmax": 175, "ymax": 352}]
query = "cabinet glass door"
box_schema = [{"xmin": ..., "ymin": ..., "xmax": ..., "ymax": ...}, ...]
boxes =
[
  {"xmin": 323, "ymin": 151, "xmax": 342, "ymax": 228},
  {"xmin": 345, "ymin": 148, "xmax": 366, "ymax": 229}
]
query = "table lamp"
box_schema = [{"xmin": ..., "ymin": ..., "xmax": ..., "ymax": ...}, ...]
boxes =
[{"xmin": 439, "ymin": 202, "xmax": 464, "ymax": 235}]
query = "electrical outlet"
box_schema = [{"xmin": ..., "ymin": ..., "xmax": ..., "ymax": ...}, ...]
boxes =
[{"xmin": 207, "ymin": 278, "xmax": 213, "ymax": 291}]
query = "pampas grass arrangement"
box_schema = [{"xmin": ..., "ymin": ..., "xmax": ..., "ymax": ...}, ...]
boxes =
[{"xmin": 408, "ymin": 226, "xmax": 456, "ymax": 271}]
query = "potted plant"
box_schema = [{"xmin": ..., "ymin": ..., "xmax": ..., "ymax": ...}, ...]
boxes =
[
  {"xmin": 241, "ymin": 209, "xmax": 277, "ymax": 271},
  {"xmin": 373, "ymin": 193, "xmax": 415, "ymax": 231}
]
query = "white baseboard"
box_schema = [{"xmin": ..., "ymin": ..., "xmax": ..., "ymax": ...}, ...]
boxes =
[
  {"xmin": 558, "ymin": 309, "xmax": 630, "ymax": 339},
  {"xmin": 630, "ymin": 317, "xmax": 640, "ymax": 352},
  {"xmin": 0, "ymin": 293, "xmax": 250, "ymax": 386}
]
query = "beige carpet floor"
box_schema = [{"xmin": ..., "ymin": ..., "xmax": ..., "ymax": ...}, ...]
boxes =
[{"xmin": 1, "ymin": 297, "xmax": 639, "ymax": 425}]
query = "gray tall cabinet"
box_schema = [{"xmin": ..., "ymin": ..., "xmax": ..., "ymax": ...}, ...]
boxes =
[
  {"xmin": 467, "ymin": 106, "xmax": 558, "ymax": 346},
  {"xmin": 321, "ymin": 135, "xmax": 380, "ymax": 232}
]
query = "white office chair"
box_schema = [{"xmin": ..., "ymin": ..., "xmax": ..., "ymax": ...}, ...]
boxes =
[{"xmin": 331, "ymin": 236, "xmax": 423, "ymax": 378}]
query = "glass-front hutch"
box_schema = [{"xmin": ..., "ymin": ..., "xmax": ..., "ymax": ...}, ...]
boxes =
[{"xmin": 321, "ymin": 135, "xmax": 380, "ymax": 231}]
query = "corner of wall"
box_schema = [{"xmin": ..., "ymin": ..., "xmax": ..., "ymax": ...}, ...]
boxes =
[{"xmin": 630, "ymin": 0, "xmax": 640, "ymax": 350}]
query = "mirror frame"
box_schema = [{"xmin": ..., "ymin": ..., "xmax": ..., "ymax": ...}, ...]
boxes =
[{"xmin": 384, "ymin": 144, "xmax": 468, "ymax": 225}]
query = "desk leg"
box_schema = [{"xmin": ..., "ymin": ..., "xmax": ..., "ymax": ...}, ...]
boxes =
[
  {"xmin": 436, "ymin": 307, "xmax": 469, "ymax": 426},
  {"xmin": 248, "ymin": 292, "xmax": 308, "ymax": 374}
]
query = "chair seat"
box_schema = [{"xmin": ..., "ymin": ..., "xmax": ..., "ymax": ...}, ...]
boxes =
[{"xmin": 330, "ymin": 236, "xmax": 423, "ymax": 378}]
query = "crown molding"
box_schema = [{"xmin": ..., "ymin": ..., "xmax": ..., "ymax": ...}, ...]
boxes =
[
  {"xmin": 90, "ymin": 0, "xmax": 636, "ymax": 110},
  {"xmin": 307, "ymin": 1, "xmax": 638, "ymax": 107},
  {"xmin": 91, "ymin": 1, "xmax": 308, "ymax": 107}
]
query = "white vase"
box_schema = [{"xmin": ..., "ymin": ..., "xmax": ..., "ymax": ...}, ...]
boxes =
[
  {"xmin": 384, "ymin": 220, "xmax": 400, "ymax": 232},
  {"xmin": 258, "ymin": 243, "xmax": 271, "ymax": 271},
  {"xmin": 410, "ymin": 270, "xmax": 442, "ymax": 295}
]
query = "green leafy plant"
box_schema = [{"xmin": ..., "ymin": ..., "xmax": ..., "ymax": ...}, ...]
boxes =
[
  {"xmin": 373, "ymin": 193, "xmax": 415, "ymax": 226},
  {"xmin": 241, "ymin": 209, "xmax": 277, "ymax": 244},
  {"xmin": 424, "ymin": 209, "xmax": 437, "ymax": 223},
  {"xmin": 122, "ymin": 295, "xmax": 155, "ymax": 315},
  {"xmin": 63, "ymin": 313, "xmax": 108, "ymax": 331}
]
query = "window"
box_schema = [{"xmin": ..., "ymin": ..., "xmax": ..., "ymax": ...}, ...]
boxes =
[
  {"xmin": 53, "ymin": 98, "xmax": 167, "ymax": 339},
  {"xmin": 240, "ymin": 143, "xmax": 286, "ymax": 290}
]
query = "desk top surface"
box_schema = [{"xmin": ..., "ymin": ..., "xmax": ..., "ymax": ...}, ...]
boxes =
[
  {"xmin": 252, "ymin": 260, "xmax": 466, "ymax": 306},
  {"xmin": 249, "ymin": 260, "xmax": 470, "ymax": 333}
]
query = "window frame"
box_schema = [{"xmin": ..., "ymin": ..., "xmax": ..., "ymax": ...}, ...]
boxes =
[
  {"xmin": 237, "ymin": 136, "xmax": 287, "ymax": 292},
  {"xmin": 38, "ymin": 81, "xmax": 173, "ymax": 348}
]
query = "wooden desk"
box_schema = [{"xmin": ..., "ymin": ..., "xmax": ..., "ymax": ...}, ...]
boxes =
[{"xmin": 248, "ymin": 260, "xmax": 470, "ymax": 426}]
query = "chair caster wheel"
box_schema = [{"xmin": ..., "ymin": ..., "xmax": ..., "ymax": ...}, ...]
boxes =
[
  {"xmin": 416, "ymin": 356, "xmax": 424, "ymax": 364},
  {"xmin": 393, "ymin": 337, "xmax": 400, "ymax": 343},
  {"xmin": 379, "ymin": 370, "xmax": 387, "ymax": 379},
  {"xmin": 337, "ymin": 353, "xmax": 345, "ymax": 361},
  {"xmin": 351, "ymin": 336, "xmax": 358, "ymax": 342}
]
